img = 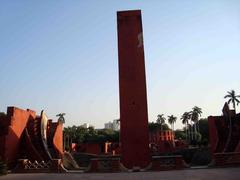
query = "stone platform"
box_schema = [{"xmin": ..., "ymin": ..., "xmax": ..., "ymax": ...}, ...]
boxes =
[
  {"xmin": 2, "ymin": 167, "xmax": 240, "ymax": 180},
  {"xmin": 213, "ymin": 152, "xmax": 240, "ymax": 167},
  {"xmin": 86, "ymin": 155, "xmax": 187, "ymax": 172},
  {"xmin": 151, "ymin": 155, "xmax": 187, "ymax": 171}
]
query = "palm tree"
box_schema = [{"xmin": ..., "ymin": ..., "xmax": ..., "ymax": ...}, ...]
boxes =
[
  {"xmin": 156, "ymin": 114, "xmax": 166, "ymax": 131},
  {"xmin": 191, "ymin": 106, "xmax": 202, "ymax": 140},
  {"xmin": 168, "ymin": 115, "xmax": 177, "ymax": 132},
  {"xmin": 181, "ymin": 112, "xmax": 191, "ymax": 141},
  {"xmin": 56, "ymin": 113, "xmax": 66, "ymax": 124},
  {"xmin": 224, "ymin": 90, "xmax": 240, "ymax": 111},
  {"xmin": 224, "ymin": 90, "xmax": 240, "ymax": 151}
]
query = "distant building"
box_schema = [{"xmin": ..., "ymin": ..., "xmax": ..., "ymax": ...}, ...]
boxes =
[
  {"xmin": 80, "ymin": 123, "xmax": 94, "ymax": 129},
  {"xmin": 80, "ymin": 123, "xmax": 89, "ymax": 128},
  {"xmin": 112, "ymin": 119, "xmax": 120, "ymax": 130},
  {"xmin": 104, "ymin": 119, "xmax": 119, "ymax": 131},
  {"xmin": 104, "ymin": 122, "xmax": 112, "ymax": 129}
]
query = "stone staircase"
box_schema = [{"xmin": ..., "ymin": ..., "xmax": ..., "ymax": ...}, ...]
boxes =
[{"xmin": 27, "ymin": 117, "xmax": 52, "ymax": 161}]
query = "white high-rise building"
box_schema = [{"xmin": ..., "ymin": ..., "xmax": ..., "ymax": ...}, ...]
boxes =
[
  {"xmin": 104, "ymin": 122, "xmax": 113, "ymax": 129},
  {"xmin": 104, "ymin": 119, "xmax": 119, "ymax": 130},
  {"xmin": 80, "ymin": 123, "xmax": 89, "ymax": 128}
]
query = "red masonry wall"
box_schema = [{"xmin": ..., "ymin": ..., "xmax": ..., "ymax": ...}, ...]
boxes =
[
  {"xmin": 2, "ymin": 107, "xmax": 36, "ymax": 165},
  {"xmin": 53, "ymin": 122, "xmax": 64, "ymax": 157},
  {"xmin": 78, "ymin": 143, "xmax": 102, "ymax": 154},
  {"xmin": 208, "ymin": 116, "xmax": 219, "ymax": 155},
  {"xmin": 117, "ymin": 10, "xmax": 150, "ymax": 169}
]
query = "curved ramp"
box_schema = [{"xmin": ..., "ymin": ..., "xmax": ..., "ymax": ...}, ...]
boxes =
[{"xmin": 26, "ymin": 111, "xmax": 52, "ymax": 162}]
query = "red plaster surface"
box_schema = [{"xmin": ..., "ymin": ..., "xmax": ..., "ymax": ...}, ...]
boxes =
[
  {"xmin": 0, "ymin": 106, "xmax": 64, "ymax": 169},
  {"xmin": 208, "ymin": 116, "xmax": 219, "ymax": 154},
  {"xmin": 53, "ymin": 122, "xmax": 64, "ymax": 157},
  {"xmin": 117, "ymin": 10, "xmax": 150, "ymax": 168},
  {"xmin": 78, "ymin": 143, "xmax": 102, "ymax": 154},
  {"xmin": 208, "ymin": 103, "xmax": 240, "ymax": 166},
  {"xmin": 149, "ymin": 130, "xmax": 174, "ymax": 142},
  {"xmin": 149, "ymin": 130, "xmax": 177, "ymax": 153},
  {"xmin": 1, "ymin": 107, "xmax": 36, "ymax": 166}
]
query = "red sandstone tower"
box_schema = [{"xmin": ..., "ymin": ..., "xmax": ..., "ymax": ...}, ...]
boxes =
[{"xmin": 117, "ymin": 10, "xmax": 150, "ymax": 169}]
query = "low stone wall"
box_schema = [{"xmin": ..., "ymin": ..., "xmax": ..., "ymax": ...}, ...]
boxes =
[
  {"xmin": 151, "ymin": 155, "xmax": 187, "ymax": 171},
  {"xmin": 88, "ymin": 155, "xmax": 187, "ymax": 172},
  {"xmin": 214, "ymin": 152, "xmax": 240, "ymax": 166},
  {"xmin": 88, "ymin": 156, "xmax": 121, "ymax": 172}
]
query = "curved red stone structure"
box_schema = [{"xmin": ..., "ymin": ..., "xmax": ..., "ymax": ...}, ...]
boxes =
[
  {"xmin": 0, "ymin": 107, "xmax": 36, "ymax": 167},
  {"xmin": 208, "ymin": 103, "xmax": 240, "ymax": 154},
  {"xmin": 208, "ymin": 103, "xmax": 240, "ymax": 166},
  {"xmin": 0, "ymin": 106, "xmax": 63, "ymax": 170},
  {"xmin": 50, "ymin": 121, "xmax": 64, "ymax": 158}
]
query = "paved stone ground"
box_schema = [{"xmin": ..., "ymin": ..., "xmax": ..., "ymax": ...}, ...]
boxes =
[{"xmin": 1, "ymin": 167, "xmax": 240, "ymax": 180}]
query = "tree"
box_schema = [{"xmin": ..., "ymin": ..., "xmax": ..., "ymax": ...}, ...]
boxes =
[
  {"xmin": 75, "ymin": 126, "xmax": 88, "ymax": 143},
  {"xmin": 156, "ymin": 114, "xmax": 166, "ymax": 131},
  {"xmin": 191, "ymin": 106, "xmax": 202, "ymax": 140},
  {"xmin": 168, "ymin": 115, "xmax": 177, "ymax": 132},
  {"xmin": 56, "ymin": 113, "xmax": 66, "ymax": 124},
  {"xmin": 148, "ymin": 122, "xmax": 170, "ymax": 132},
  {"xmin": 198, "ymin": 118, "xmax": 209, "ymax": 145},
  {"xmin": 224, "ymin": 90, "xmax": 240, "ymax": 111},
  {"xmin": 181, "ymin": 112, "xmax": 191, "ymax": 141},
  {"xmin": 63, "ymin": 126, "xmax": 72, "ymax": 151},
  {"xmin": 0, "ymin": 112, "xmax": 5, "ymax": 115},
  {"xmin": 175, "ymin": 129, "xmax": 186, "ymax": 140}
]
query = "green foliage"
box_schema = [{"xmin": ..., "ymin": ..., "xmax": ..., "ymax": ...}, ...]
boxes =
[
  {"xmin": 64, "ymin": 126, "xmax": 119, "ymax": 144},
  {"xmin": 168, "ymin": 115, "xmax": 177, "ymax": 131},
  {"xmin": 148, "ymin": 122, "xmax": 170, "ymax": 132},
  {"xmin": 191, "ymin": 148, "xmax": 211, "ymax": 166},
  {"xmin": 195, "ymin": 132, "xmax": 202, "ymax": 142},
  {"xmin": 156, "ymin": 114, "xmax": 166, "ymax": 126},
  {"xmin": 0, "ymin": 112, "xmax": 6, "ymax": 118},
  {"xmin": 191, "ymin": 106, "xmax": 202, "ymax": 123},
  {"xmin": 174, "ymin": 130, "xmax": 186, "ymax": 140},
  {"xmin": 180, "ymin": 106, "xmax": 204, "ymax": 145},
  {"xmin": 189, "ymin": 131, "xmax": 202, "ymax": 145},
  {"xmin": 168, "ymin": 115, "xmax": 177, "ymax": 125},
  {"xmin": 175, "ymin": 147, "xmax": 211, "ymax": 166},
  {"xmin": 224, "ymin": 90, "xmax": 240, "ymax": 110},
  {"xmin": 181, "ymin": 112, "xmax": 191, "ymax": 125},
  {"xmin": 198, "ymin": 118, "xmax": 209, "ymax": 144}
]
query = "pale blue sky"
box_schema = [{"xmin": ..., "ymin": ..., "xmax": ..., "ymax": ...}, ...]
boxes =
[{"xmin": 1, "ymin": 1, "xmax": 240, "ymax": 129}]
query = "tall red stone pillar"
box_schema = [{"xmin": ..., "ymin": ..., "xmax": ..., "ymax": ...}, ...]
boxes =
[{"xmin": 117, "ymin": 10, "xmax": 150, "ymax": 169}]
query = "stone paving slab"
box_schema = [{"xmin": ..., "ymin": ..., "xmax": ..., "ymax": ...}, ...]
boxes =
[{"xmin": 1, "ymin": 167, "xmax": 240, "ymax": 180}]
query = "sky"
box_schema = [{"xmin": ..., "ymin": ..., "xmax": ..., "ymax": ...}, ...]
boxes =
[{"xmin": 1, "ymin": 1, "xmax": 240, "ymax": 129}]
